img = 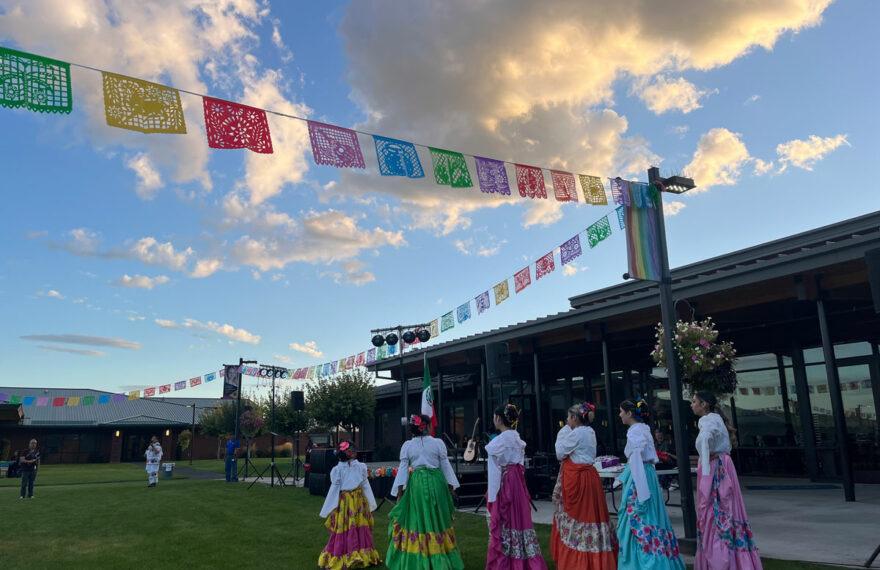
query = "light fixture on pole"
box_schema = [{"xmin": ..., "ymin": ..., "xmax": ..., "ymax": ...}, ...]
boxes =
[{"xmin": 622, "ymin": 166, "xmax": 699, "ymax": 541}]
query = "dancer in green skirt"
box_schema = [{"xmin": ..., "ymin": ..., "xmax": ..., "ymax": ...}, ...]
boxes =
[{"xmin": 387, "ymin": 414, "xmax": 463, "ymax": 569}]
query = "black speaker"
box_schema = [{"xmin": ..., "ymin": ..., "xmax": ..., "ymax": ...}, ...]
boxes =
[
  {"xmin": 309, "ymin": 448, "xmax": 338, "ymax": 474},
  {"xmin": 485, "ymin": 342, "xmax": 511, "ymax": 379},
  {"xmin": 290, "ymin": 391, "xmax": 304, "ymax": 412},
  {"xmin": 866, "ymin": 248, "xmax": 880, "ymax": 314},
  {"xmin": 308, "ymin": 472, "xmax": 332, "ymax": 496}
]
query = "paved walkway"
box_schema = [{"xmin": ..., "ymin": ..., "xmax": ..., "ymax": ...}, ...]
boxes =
[{"xmin": 465, "ymin": 477, "xmax": 878, "ymax": 568}]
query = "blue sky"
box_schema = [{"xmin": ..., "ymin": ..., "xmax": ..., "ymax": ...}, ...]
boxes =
[{"xmin": 1, "ymin": 0, "xmax": 877, "ymax": 399}]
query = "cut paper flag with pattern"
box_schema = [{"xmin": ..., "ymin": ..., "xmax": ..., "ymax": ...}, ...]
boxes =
[
  {"xmin": 493, "ymin": 280, "xmax": 510, "ymax": 305},
  {"xmin": 474, "ymin": 156, "xmax": 511, "ymax": 195},
  {"xmin": 159, "ymin": 385, "xmax": 170, "ymax": 394},
  {"xmin": 428, "ymin": 319, "xmax": 440, "ymax": 338},
  {"xmin": 330, "ymin": 361, "xmax": 339, "ymax": 374},
  {"xmin": 144, "ymin": 388, "xmax": 156, "ymax": 397},
  {"xmin": 53, "ymin": 397, "xmax": 65, "ymax": 407},
  {"xmin": 535, "ymin": 251, "xmax": 555, "ymax": 279},
  {"xmin": 175, "ymin": 381, "xmax": 186, "ymax": 391},
  {"xmin": 373, "ymin": 135, "xmax": 423, "ymax": 177},
  {"xmin": 102, "ymin": 73, "xmax": 186, "ymax": 134},
  {"xmin": 514, "ymin": 266, "xmax": 532, "ymax": 293},
  {"xmin": 587, "ymin": 216, "xmax": 612, "ymax": 248},
  {"xmin": 515, "ymin": 164, "xmax": 547, "ymax": 199},
  {"xmin": 560, "ymin": 235, "xmax": 582, "ymax": 265},
  {"xmin": 550, "ymin": 170, "xmax": 578, "ymax": 202},
  {"xmin": 356, "ymin": 353, "xmax": 366, "ymax": 367},
  {"xmin": 190, "ymin": 376, "xmax": 202, "ymax": 387},
  {"xmin": 441, "ymin": 311, "xmax": 455, "ymax": 332},
  {"xmin": 610, "ymin": 178, "xmax": 630, "ymax": 206},
  {"xmin": 475, "ymin": 291, "xmax": 491, "ymax": 314},
  {"xmin": 616, "ymin": 206, "xmax": 626, "ymax": 230},
  {"xmin": 203, "ymin": 96, "xmax": 273, "ymax": 153},
  {"xmin": 67, "ymin": 397, "xmax": 80, "ymax": 407},
  {"xmin": 205, "ymin": 372, "xmax": 216, "ymax": 382},
  {"xmin": 0, "ymin": 46, "xmax": 72, "ymax": 114},
  {"xmin": 580, "ymin": 175, "xmax": 608, "ymax": 205},
  {"xmin": 366, "ymin": 348, "xmax": 377, "ymax": 365},
  {"xmin": 429, "ymin": 147, "xmax": 472, "ymax": 188},
  {"xmin": 129, "ymin": 391, "xmax": 139, "ymax": 400},
  {"xmin": 308, "ymin": 121, "xmax": 366, "ymax": 169},
  {"xmin": 456, "ymin": 301, "xmax": 471, "ymax": 324}
]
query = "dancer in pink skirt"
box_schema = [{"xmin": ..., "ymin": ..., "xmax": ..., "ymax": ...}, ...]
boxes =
[
  {"xmin": 485, "ymin": 404, "xmax": 547, "ymax": 569},
  {"xmin": 692, "ymin": 391, "xmax": 762, "ymax": 570}
]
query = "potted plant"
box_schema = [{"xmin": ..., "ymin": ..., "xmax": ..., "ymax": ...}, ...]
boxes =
[{"xmin": 651, "ymin": 317, "xmax": 737, "ymax": 396}]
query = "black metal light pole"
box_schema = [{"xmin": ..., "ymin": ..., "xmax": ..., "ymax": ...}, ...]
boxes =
[
  {"xmin": 233, "ymin": 358, "xmax": 257, "ymax": 445},
  {"xmin": 647, "ymin": 166, "xmax": 698, "ymax": 539}
]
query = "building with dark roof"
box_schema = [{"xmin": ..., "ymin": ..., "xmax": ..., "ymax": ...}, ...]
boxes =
[
  {"xmin": 0, "ymin": 388, "xmax": 226, "ymax": 463},
  {"xmin": 366, "ymin": 211, "xmax": 880, "ymax": 486}
]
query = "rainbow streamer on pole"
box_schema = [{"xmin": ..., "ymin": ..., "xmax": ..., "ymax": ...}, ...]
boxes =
[{"xmin": 624, "ymin": 183, "xmax": 662, "ymax": 282}]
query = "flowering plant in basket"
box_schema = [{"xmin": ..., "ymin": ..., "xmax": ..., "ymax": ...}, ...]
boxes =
[
  {"xmin": 239, "ymin": 410, "xmax": 264, "ymax": 439},
  {"xmin": 651, "ymin": 317, "xmax": 737, "ymax": 396}
]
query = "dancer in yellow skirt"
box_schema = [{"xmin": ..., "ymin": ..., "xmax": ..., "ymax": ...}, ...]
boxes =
[{"xmin": 318, "ymin": 441, "xmax": 381, "ymax": 569}]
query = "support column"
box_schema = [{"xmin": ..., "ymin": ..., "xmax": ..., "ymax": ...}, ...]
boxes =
[
  {"xmin": 816, "ymin": 296, "xmax": 855, "ymax": 501},
  {"xmin": 601, "ymin": 326, "xmax": 617, "ymax": 454},
  {"xmin": 791, "ymin": 341, "xmax": 819, "ymax": 480},
  {"xmin": 481, "ymin": 361, "xmax": 488, "ymax": 437},
  {"xmin": 776, "ymin": 354, "xmax": 795, "ymax": 444},
  {"xmin": 533, "ymin": 350, "xmax": 545, "ymax": 453},
  {"xmin": 400, "ymin": 359, "xmax": 408, "ymax": 444},
  {"xmin": 438, "ymin": 368, "xmax": 444, "ymax": 439}
]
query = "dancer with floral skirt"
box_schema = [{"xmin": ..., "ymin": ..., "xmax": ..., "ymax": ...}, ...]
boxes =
[
  {"xmin": 386, "ymin": 414, "xmax": 463, "ymax": 570},
  {"xmin": 485, "ymin": 404, "xmax": 547, "ymax": 569},
  {"xmin": 616, "ymin": 398, "xmax": 685, "ymax": 569},
  {"xmin": 318, "ymin": 440, "xmax": 381, "ymax": 569},
  {"xmin": 692, "ymin": 391, "xmax": 762, "ymax": 570},
  {"xmin": 551, "ymin": 402, "xmax": 617, "ymax": 569}
]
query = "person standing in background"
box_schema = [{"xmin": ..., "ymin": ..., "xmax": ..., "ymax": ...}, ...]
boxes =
[
  {"xmin": 225, "ymin": 433, "xmax": 240, "ymax": 482},
  {"xmin": 145, "ymin": 436, "xmax": 162, "ymax": 487},
  {"xmin": 19, "ymin": 439, "xmax": 40, "ymax": 499}
]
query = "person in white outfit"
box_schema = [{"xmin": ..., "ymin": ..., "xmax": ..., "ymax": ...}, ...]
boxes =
[{"xmin": 144, "ymin": 436, "xmax": 162, "ymax": 487}]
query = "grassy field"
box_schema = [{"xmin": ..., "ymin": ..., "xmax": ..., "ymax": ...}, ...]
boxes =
[{"xmin": 0, "ymin": 463, "xmax": 841, "ymax": 569}]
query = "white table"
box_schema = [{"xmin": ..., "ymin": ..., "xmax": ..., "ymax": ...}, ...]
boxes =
[{"xmin": 596, "ymin": 465, "xmax": 696, "ymax": 509}]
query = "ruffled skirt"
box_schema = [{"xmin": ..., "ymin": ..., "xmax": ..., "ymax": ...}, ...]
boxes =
[
  {"xmin": 486, "ymin": 463, "xmax": 547, "ymax": 569},
  {"xmin": 318, "ymin": 488, "xmax": 381, "ymax": 569}
]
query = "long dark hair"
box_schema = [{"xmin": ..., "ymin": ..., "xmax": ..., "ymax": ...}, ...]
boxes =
[
  {"xmin": 409, "ymin": 414, "xmax": 430, "ymax": 437},
  {"xmin": 568, "ymin": 402, "xmax": 595, "ymax": 426},
  {"xmin": 695, "ymin": 391, "xmax": 738, "ymax": 447},
  {"xmin": 619, "ymin": 398, "xmax": 652, "ymax": 425}
]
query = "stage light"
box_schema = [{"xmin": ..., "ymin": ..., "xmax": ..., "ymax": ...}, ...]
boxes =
[
  {"xmin": 417, "ymin": 329, "xmax": 431, "ymax": 342},
  {"xmin": 260, "ymin": 368, "xmax": 268, "ymax": 377},
  {"xmin": 372, "ymin": 334, "xmax": 385, "ymax": 347},
  {"xmin": 385, "ymin": 333, "xmax": 399, "ymax": 346},
  {"xmin": 274, "ymin": 369, "xmax": 283, "ymax": 379},
  {"xmin": 280, "ymin": 370, "xmax": 288, "ymax": 379},
  {"xmin": 402, "ymin": 331, "xmax": 416, "ymax": 344}
]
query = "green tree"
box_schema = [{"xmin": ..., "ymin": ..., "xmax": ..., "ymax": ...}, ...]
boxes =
[
  {"xmin": 199, "ymin": 401, "xmax": 239, "ymax": 458},
  {"xmin": 306, "ymin": 369, "xmax": 376, "ymax": 445}
]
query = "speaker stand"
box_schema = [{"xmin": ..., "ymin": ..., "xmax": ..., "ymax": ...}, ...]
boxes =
[{"xmin": 249, "ymin": 460, "xmax": 286, "ymax": 489}]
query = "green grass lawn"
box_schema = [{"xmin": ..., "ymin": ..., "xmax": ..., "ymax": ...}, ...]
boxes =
[{"xmin": 0, "ymin": 463, "xmax": 842, "ymax": 569}]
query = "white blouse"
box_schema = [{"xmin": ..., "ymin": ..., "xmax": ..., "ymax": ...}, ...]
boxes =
[
  {"xmin": 554, "ymin": 425, "xmax": 597, "ymax": 465},
  {"xmin": 319, "ymin": 460, "xmax": 377, "ymax": 518},
  {"xmin": 485, "ymin": 429, "xmax": 526, "ymax": 502},
  {"xmin": 696, "ymin": 413, "xmax": 732, "ymax": 476},
  {"xmin": 624, "ymin": 422, "xmax": 659, "ymax": 502},
  {"xmin": 390, "ymin": 436, "xmax": 460, "ymax": 496}
]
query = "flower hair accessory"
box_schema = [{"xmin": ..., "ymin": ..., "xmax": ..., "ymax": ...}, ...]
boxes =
[
  {"xmin": 334, "ymin": 440, "xmax": 351, "ymax": 458},
  {"xmin": 503, "ymin": 403, "xmax": 520, "ymax": 428},
  {"xmin": 409, "ymin": 414, "xmax": 428, "ymax": 434},
  {"xmin": 579, "ymin": 402, "xmax": 595, "ymax": 419},
  {"xmin": 635, "ymin": 397, "xmax": 650, "ymax": 421}
]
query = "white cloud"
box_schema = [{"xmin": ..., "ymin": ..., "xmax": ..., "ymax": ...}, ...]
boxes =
[
  {"xmin": 21, "ymin": 334, "xmax": 140, "ymax": 349},
  {"xmin": 126, "ymin": 311, "xmax": 146, "ymax": 322},
  {"xmin": 635, "ymin": 76, "xmax": 716, "ymax": 114},
  {"xmin": 25, "ymin": 230, "xmax": 47, "ymax": 239},
  {"xmin": 562, "ymin": 262, "xmax": 590, "ymax": 277},
  {"xmin": 126, "ymin": 153, "xmax": 163, "ymax": 200},
  {"xmin": 684, "ymin": 128, "xmax": 752, "ymax": 191},
  {"xmin": 289, "ymin": 340, "xmax": 323, "ymax": 358},
  {"xmin": 182, "ymin": 318, "xmax": 260, "ymax": 344},
  {"xmin": 662, "ymin": 201, "xmax": 686, "ymax": 216},
  {"xmin": 753, "ymin": 158, "xmax": 775, "ymax": 175},
  {"xmin": 155, "ymin": 318, "xmax": 180, "ymax": 329},
  {"xmin": 190, "ymin": 258, "xmax": 223, "ymax": 278},
  {"xmin": 273, "ymin": 353, "xmax": 292, "ymax": 364},
  {"xmin": 252, "ymin": 270, "xmax": 262, "ymax": 281},
  {"xmin": 109, "ymin": 274, "xmax": 170, "ymax": 289},
  {"xmin": 776, "ymin": 134, "xmax": 849, "ymax": 172},
  {"xmin": 36, "ymin": 345, "xmax": 106, "ymax": 357},
  {"xmin": 745, "ymin": 94, "xmax": 761, "ymax": 105},
  {"xmin": 128, "ymin": 237, "xmax": 193, "ymax": 271},
  {"xmin": 45, "ymin": 290, "xmax": 64, "ymax": 299}
]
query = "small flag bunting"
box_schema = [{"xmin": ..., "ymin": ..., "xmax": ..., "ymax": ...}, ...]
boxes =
[
  {"xmin": 610, "ymin": 178, "xmax": 630, "ymax": 206},
  {"xmin": 53, "ymin": 397, "xmax": 66, "ymax": 407},
  {"xmin": 560, "ymin": 235, "xmax": 582, "ymax": 265},
  {"xmin": 0, "ymin": 47, "xmax": 72, "ymax": 114},
  {"xmin": 374, "ymin": 135, "xmax": 423, "ymax": 177},
  {"xmin": 98, "ymin": 395, "xmax": 111, "ymax": 405},
  {"xmin": 616, "ymin": 206, "xmax": 625, "ymax": 230},
  {"xmin": 535, "ymin": 251, "xmax": 555, "ymax": 279},
  {"xmin": 515, "ymin": 164, "xmax": 547, "ymax": 199},
  {"xmin": 203, "ymin": 96, "xmax": 273, "ymax": 153},
  {"xmin": 550, "ymin": 170, "xmax": 578, "ymax": 202},
  {"xmin": 587, "ymin": 216, "xmax": 612, "ymax": 248},
  {"xmin": 474, "ymin": 156, "xmax": 511, "ymax": 195},
  {"xmin": 475, "ymin": 291, "xmax": 491, "ymax": 314},
  {"xmin": 366, "ymin": 348, "xmax": 376, "ymax": 365},
  {"xmin": 514, "ymin": 266, "xmax": 532, "ymax": 293},
  {"xmin": 456, "ymin": 301, "xmax": 471, "ymax": 324},
  {"xmin": 190, "ymin": 376, "xmax": 201, "ymax": 387},
  {"xmin": 159, "ymin": 384, "xmax": 170, "ymax": 394},
  {"xmin": 82, "ymin": 396, "xmax": 95, "ymax": 406},
  {"xmin": 67, "ymin": 397, "xmax": 80, "ymax": 406},
  {"xmin": 174, "ymin": 381, "xmax": 186, "ymax": 391},
  {"xmin": 205, "ymin": 372, "xmax": 216, "ymax": 382},
  {"xmin": 144, "ymin": 388, "xmax": 156, "ymax": 397},
  {"xmin": 428, "ymin": 319, "xmax": 440, "ymax": 339},
  {"xmin": 308, "ymin": 120, "xmax": 366, "ymax": 169},
  {"xmin": 429, "ymin": 147, "xmax": 472, "ymax": 188},
  {"xmin": 356, "ymin": 352, "xmax": 365, "ymax": 367},
  {"xmin": 102, "ymin": 72, "xmax": 186, "ymax": 134},
  {"xmin": 441, "ymin": 310, "xmax": 455, "ymax": 332},
  {"xmin": 493, "ymin": 280, "xmax": 510, "ymax": 305},
  {"xmin": 580, "ymin": 175, "xmax": 608, "ymax": 205}
]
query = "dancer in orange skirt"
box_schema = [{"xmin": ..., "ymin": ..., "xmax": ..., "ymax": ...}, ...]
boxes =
[{"xmin": 551, "ymin": 402, "xmax": 617, "ymax": 569}]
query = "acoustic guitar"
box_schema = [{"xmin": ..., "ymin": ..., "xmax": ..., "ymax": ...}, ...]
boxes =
[{"xmin": 463, "ymin": 418, "xmax": 480, "ymax": 462}]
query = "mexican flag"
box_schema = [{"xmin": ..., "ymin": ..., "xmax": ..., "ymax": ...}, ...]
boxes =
[{"xmin": 421, "ymin": 355, "xmax": 438, "ymax": 436}]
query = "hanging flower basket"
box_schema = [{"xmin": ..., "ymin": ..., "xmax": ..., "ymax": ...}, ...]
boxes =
[{"xmin": 651, "ymin": 317, "xmax": 738, "ymax": 397}]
